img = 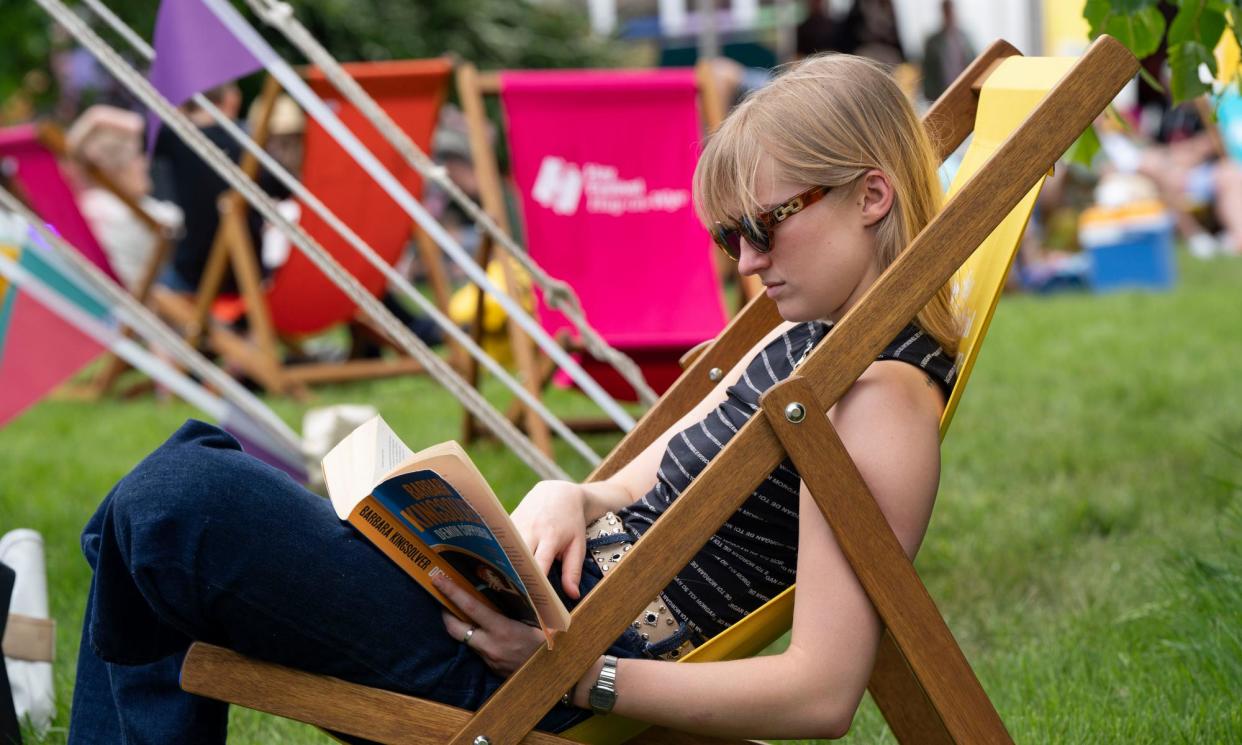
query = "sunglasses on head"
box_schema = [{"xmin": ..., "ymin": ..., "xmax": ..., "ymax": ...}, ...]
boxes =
[{"xmin": 710, "ymin": 185, "xmax": 832, "ymax": 261}]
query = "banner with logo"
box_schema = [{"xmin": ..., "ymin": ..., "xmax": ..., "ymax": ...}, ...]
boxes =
[{"xmin": 500, "ymin": 69, "xmax": 727, "ymax": 396}]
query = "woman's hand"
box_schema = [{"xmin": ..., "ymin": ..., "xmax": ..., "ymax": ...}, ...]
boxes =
[
  {"xmin": 510, "ymin": 480, "xmax": 588, "ymax": 599},
  {"xmin": 435, "ymin": 574, "xmax": 546, "ymax": 677}
]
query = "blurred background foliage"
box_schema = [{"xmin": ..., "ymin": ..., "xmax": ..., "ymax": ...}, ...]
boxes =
[
  {"xmin": 0, "ymin": 0, "xmax": 623, "ymax": 116},
  {"xmin": 1085, "ymin": 0, "xmax": 1242, "ymax": 101}
]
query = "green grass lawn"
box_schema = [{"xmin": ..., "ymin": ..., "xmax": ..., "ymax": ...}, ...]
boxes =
[{"xmin": 2, "ymin": 255, "xmax": 1240, "ymax": 742}]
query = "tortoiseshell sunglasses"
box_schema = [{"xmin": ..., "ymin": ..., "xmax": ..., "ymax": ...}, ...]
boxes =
[{"xmin": 710, "ymin": 185, "xmax": 832, "ymax": 261}]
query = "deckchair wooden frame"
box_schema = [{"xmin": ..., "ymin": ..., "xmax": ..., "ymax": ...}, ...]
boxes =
[
  {"xmin": 179, "ymin": 37, "xmax": 1138, "ymax": 745},
  {"xmin": 154, "ymin": 71, "xmax": 457, "ymax": 399},
  {"xmin": 455, "ymin": 60, "xmax": 731, "ymax": 458}
]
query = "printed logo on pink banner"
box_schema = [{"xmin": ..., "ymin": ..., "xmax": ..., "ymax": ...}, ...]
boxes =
[{"xmin": 531, "ymin": 155, "xmax": 690, "ymax": 218}]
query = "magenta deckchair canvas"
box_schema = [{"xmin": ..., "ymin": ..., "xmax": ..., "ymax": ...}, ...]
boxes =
[
  {"xmin": 500, "ymin": 69, "xmax": 726, "ymax": 399},
  {"xmin": 0, "ymin": 125, "xmax": 119, "ymax": 283}
]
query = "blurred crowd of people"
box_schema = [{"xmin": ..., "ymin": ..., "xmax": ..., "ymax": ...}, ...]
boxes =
[{"xmin": 6, "ymin": 0, "xmax": 1237, "ymax": 355}]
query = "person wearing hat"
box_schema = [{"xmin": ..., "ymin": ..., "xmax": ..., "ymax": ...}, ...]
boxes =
[{"xmin": 66, "ymin": 104, "xmax": 183, "ymax": 292}]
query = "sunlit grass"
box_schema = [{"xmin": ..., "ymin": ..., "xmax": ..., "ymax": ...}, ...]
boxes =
[{"xmin": 3, "ymin": 254, "xmax": 1240, "ymax": 742}]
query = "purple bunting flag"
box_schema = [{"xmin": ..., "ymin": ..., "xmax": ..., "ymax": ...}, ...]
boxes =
[{"xmin": 146, "ymin": 0, "xmax": 263, "ymax": 149}]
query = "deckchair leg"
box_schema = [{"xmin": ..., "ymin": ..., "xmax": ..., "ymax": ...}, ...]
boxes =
[
  {"xmin": 762, "ymin": 377, "xmax": 1012, "ymax": 745},
  {"xmin": 868, "ymin": 630, "xmax": 954, "ymax": 745},
  {"xmin": 151, "ymin": 289, "xmax": 290, "ymax": 396},
  {"xmin": 497, "ymin": 253, "xmax": 554, "ymax": 456},
  {"xmin": 413, "ymin": 226, "xmax": 467, "ymax": 371}
]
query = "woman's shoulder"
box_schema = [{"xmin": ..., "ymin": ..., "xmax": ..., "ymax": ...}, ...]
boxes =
[
  {"xmin": 876, "ymin": 324, "xmax": 956, "ymax": 398},
  {"xmin": 831, "ymin": 325, "xmax": 948, "ymax": 434}
]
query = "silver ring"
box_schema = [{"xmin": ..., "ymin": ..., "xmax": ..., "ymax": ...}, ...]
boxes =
[{"xmin": 462, "ymin": 627, "xmax": 476, "ymax": 646}]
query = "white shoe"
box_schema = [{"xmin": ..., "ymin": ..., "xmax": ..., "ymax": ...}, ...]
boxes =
[
  {"xmin": 0, "ymin": 529, "xmax": 55, "ymax": 734},
  {"xmin": 1188, "ymin": 232, "xmax": 1220, "ymax": 259}
]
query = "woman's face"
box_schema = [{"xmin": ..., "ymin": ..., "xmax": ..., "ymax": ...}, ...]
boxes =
[{"xmin": 737, "ymin": 157, "xmax": 889, "ymax": 323}]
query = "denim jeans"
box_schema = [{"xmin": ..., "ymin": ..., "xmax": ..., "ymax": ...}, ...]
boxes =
[{"xmin": 68, "ymin": 420, "xmax": 644, "ymax": 744}]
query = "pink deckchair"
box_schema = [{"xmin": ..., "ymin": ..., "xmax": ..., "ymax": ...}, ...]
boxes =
[
  {"xmin": 0, "ymin": 125, "xmax": 120, "ymax": 283},
  {"xmin": 0, "ymin": 124, "xmax": 144, "ymax": 411},
  {"xmin": 499, "ymin": 69, "xmax": 728, "ymax": 400}
]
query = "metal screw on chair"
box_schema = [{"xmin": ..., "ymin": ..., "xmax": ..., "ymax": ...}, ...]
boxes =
[
  {"xmin": 708, "ymin": 367, "xmax": 723, "ymax": 382},
  {"xmin": 472, "ymin": 736, "xmax": 491, "ymax": 745},
  {"xmin": 784, "ymin": 402, "xmax": 806, "ymax": 423}
]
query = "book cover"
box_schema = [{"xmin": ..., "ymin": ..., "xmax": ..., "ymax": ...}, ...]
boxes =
[{"xmin": 323, "ymin": 415, "xmax": 570, "ymax": 639}]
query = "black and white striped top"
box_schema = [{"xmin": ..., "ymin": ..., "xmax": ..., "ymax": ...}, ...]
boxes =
[{"xmin": 617, "ymin": 321, "xmax": 957, "ymax": 640}]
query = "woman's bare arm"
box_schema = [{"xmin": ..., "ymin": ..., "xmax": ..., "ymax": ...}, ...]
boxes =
[{"xmin": 569, "ymin": 359, "xmax": 945, "ymax": 739}]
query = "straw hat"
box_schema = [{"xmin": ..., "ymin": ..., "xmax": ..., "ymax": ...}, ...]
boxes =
[
  {"xmin": 268, "ymin": 94, "xmax": 305, "ymax": 136},
  {"xmin": 64, "ymin": 104, "xmax": 143, "ymax": 173}
]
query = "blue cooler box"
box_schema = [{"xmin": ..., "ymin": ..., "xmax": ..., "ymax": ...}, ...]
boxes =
[{"xmin": 1078, "ymin": 202, "xmax": 1176, "ymax": 292}]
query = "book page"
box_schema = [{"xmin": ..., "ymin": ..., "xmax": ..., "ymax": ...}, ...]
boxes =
[
  {"xmin": 371, "ymin": 416, "xmax": 414, "ymax": 484},
  {"xmin": 323, "ymin": 415, "xmax": 414, "ymax": 519}
]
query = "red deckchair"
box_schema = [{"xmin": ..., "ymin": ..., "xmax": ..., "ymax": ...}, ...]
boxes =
[{"xmin": 156, "ymin": 59, "xmax": 453, "ymax": 395}]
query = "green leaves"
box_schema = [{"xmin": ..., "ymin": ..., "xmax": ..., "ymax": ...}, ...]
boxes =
[
  {"xmin": 1065, "ymin": 123, "xmax": 1103, "ymax": 167},
  {"xmin": 1084, "ymin": 0, "xmax": 1167, "ymax": 59},
  {"xmin": 1168, "ymin": 40, "xmax": 1216, "ymax": 99},
  {"xmin": 1168, "ymin": 0, "xmax": 1227, "ymax": 47},
  {"xmin": 1167, "ymin": 0, "xmax": 1228, "ymax": 100},
  {"xmin": 1083, "ymin": 0, "xmax": 1242, "ymax": 103}
]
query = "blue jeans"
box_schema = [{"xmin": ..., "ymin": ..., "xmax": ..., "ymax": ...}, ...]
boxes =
[{"xmin": 68, "ymin": 420, "xmax": 644, "ymax": 743}]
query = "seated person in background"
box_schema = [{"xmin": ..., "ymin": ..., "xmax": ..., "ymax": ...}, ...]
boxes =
[
  {"xmin": 1101, "ymin": 112, "xmax": 1242, "ymax": 258},
  {"xmin": 65, "ymin": 105, "xmax": 183, "ymax": 292},
  {"xmin": 150, "ymin": 83, "xmax": 275, "ymax": 294}
]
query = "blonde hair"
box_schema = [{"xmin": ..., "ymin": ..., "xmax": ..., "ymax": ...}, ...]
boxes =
[{"xmin": 694, "ymin": 54, "xmax": 959, "ymax": 356}]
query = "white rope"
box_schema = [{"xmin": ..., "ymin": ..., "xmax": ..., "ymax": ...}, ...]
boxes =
[
  {"xmin": 0, "ymin": 249, "xmax": 227, "ymax": 422},
  {"xmin": 200, "ymin": 0, "xmax": 642, "ymax": 428},
  {"xmin": 0, "ymin": 236, "xmax": 294, "ymax": 467},
  {"xmin": 244, "ymin": 0, "xmax": 659, "ymax": 407},
  {"xmin": 36, "ymin": 0, "xmax": 573, "ymax": 480},
  {"xmin": 78, "ymin": 0, "xmax": 604, "ymax": 466},
  {"xmin": 0, "ymin": 187, "xmax": 302, "ymax": 462}
]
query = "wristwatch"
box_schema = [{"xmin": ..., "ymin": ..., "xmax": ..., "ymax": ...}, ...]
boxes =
[{"xmin": 587, "ymin": 655, "xmax": 620, "ymax": 715}]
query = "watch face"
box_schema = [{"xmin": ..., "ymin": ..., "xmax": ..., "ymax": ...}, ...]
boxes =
[
  {"xmin": 589, "ymin": 655, "xmax": 619, "ymax": 714},
  {"xmin": 588, "ymin": 686, "xmax": 616, "ymax": 714}
]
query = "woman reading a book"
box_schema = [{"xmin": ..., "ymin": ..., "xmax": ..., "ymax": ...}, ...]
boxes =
[{"xmin": 70, "ymin": 53, "xmax": 958, "ymax": 743}]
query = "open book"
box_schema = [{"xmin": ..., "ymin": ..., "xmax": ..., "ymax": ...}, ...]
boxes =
[{"xmin": 322, "ymin": 415, "xmax": 570, "ymax": 640}]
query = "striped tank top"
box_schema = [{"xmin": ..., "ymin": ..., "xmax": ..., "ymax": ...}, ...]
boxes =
[{"xmin": 617, "ymin": 320, "xmax": 957, "ymax": 640}]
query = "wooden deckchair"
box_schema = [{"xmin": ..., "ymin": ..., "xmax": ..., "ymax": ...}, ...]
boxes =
[
  {"xmin": 0, "ymin": 122, "xmax": 176, "ymax": 397},
  {"xmin": 455, "ymin": 61, "xmax": 731, "ymax": 457},
  {"xmin": 179, "ymin": 37, "xmax": 1138, "ymax": 745},
  {"xmin": 153, "ymin": 60, "xmax": 455, "ymax": 398}
]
